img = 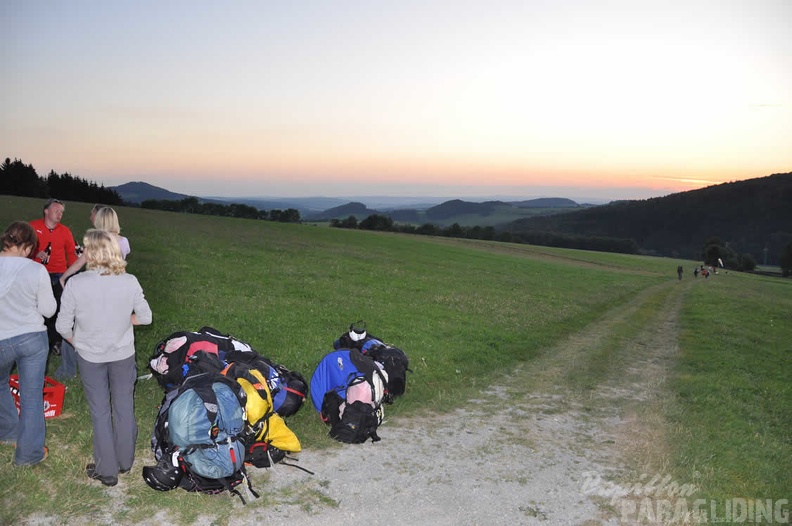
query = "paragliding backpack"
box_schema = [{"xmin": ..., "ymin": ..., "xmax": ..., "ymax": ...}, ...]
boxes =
[
  {"xmin": 218, "ymin": 360, "xmax": 306, "ymax": 471},
  {"xmin": 148, "ymin": 327, "xmax": 248, "ymax": 390},
  {"xmin": 333, "ymin": 321, "xmax": 410, "ymax": 398},
  {"xmin": 361, "ymin": 339, "xmax": 410, "ymax": 398},
  {"xmin": 310, "ymin": 349, "xmax": 389, "ymax": 444},
  {"xmin": 146, "ymin": 372, "xmax": 258, "ymax": 502},
  {"xmin": 224, "ymin": 348, "xmax": 309, "ymax": 418}
]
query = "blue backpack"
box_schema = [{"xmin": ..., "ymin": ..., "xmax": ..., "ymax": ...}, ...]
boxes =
[
  {"xmin": 310, "ymin": 349, "xmax": 389, "ymax": 443},
  {"xmin": 145, "ymin": 373, "xmax": 258, "ymax": 502}
]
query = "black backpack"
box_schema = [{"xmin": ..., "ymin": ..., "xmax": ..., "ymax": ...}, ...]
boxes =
[
  {"xmin": 148, "ymin": 328, "xmax": 236, "ymax": 390},
  {"xmin": 363, "ymin": 343, "xmax": 410, "ymax": 398},
  {"xmin": 322, "ymin": 377, "xmax": 384, "ymax": 444}
]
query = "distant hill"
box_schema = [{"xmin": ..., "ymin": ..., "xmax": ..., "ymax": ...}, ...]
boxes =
[
  {"xmin": 503, "ymin": 172, "xmax": 792, "ymax": 264},
  {"xmin": 404, "ymin": 198, "xmax": 584, "ymax": 227},
  {"xmin": 110, "ymin": 180, "xmax": 588, "ymax": 222},
  {"xmin": 510, "ymin": 197, "xmax": 580, "ymax": 208},
  {"xmin": 206, "ymin": 196, "xmax": 350, "ymax": 216},
  {"xmin": 112, "ymin": 183, "xmax": 328, "ymax": 216},
  {"xmin": 425, "ymin": 199, "xmax": 503, "ymax": 220},
  {"xmin": 112, "ymin": 181, "xmax": 194, "ymax": 204},
  {"xmin": 306, "ymin": 201, "xmax": 380, "ymax": 221},
  {"xmin": 305, "ymin": 197, "xmax": 586, "ymax": 226}
]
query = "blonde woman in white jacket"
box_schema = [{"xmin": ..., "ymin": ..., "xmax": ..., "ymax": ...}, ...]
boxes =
[{"xmin": 57, "ymin": 229, "xmax": 151, "ymax": 486}]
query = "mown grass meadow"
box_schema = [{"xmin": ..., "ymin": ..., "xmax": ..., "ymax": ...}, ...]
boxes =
[
  {"xmin": 673, "ymin": 272, "xmax": 792, "ymax": 504},
  {"xmin": 0, "ymin": 194, "xmax": 789, "ymax": 524}
]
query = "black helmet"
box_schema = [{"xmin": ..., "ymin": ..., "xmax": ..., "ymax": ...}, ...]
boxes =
[{"xmin": 142, "ymin": 457, "xmax": 182, "ymax": 491}]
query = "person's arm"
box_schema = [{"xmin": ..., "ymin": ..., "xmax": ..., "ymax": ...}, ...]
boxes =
[
  {"xmin": 118, "ymin": 236, "xmax": 131, "ymax": 259},
  {"xmin": 55, "ymin": 280, "xmax": 76, "ymax": 344},
  {"xmin": 131, "ymin": 276, "xmax": 152, "ymax": 326},
  {"xmin": 37, "ymin": 266, "xmax": 57, "ymax": 318},
  {"xmin": 60, "ymin": 254, "xmax": 86, "ymax": 288}
]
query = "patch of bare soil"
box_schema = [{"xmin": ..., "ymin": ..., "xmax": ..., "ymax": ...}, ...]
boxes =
[{"xmin": 225, "ymin": 280, "xmax": 690, "ymax": 526}]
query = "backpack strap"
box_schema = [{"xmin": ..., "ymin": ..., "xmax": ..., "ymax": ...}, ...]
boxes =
[{"xmin": 221, "ymin": 467, "xmax": 259, "ymax": 505}]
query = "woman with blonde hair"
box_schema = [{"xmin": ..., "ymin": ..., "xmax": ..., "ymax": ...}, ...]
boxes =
[
  {"xmin": 57, "ymin": 207, "xmax": 131, "ymax": 380},
  {"xmin": 0, "ymin": 221, "xmax": 57, "ymax": 466},
  {"xmin": 59, "ymin": 207, "xmax": 129, "ymax": 288},
  {"xmin": 56, "ymin": 229, "xmax": 151, "ymax": 486}
]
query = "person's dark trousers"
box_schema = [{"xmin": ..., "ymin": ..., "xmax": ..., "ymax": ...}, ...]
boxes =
[
  {"xmin": 78, "ymin": 354, "xmax": 138, "ymax": 478},
  {"xmin": 44, "ymin": 274, "xmax": 64, "ymax": 351}
]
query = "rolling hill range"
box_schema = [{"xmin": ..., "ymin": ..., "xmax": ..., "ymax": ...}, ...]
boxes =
[
  {"xmin": 502, "ymin": 172, "xmax": 792, "ymax": 264},
  {"xmin": 109, "ymin": 173, "xmax": 792, "ymax": 265},
  {"xmin": 110, "ymin": 181, "xmax": 345, "ymax": 216},
  {"xmin": 111, "ymin": 181, "xmax": 588, "ymax": 225},
  {"xmin": 307, "ymin": 197, "xmax": 586, "ymax": 226}
]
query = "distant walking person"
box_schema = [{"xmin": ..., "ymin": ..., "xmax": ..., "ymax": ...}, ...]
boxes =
[
  {"xmin": 0, "ymin": 221, "xmax": 57, "ymax": 466},
  {"xmin": 29, "ymin": 198, "xmax": 78, "ymax": 358},
  {"xmin": 677, "ymin": 265, "xmax": 683, "ymax": 280},
  {"xmin": 56, "ymin": 229, "xmax": 152, "ymax": 486}
]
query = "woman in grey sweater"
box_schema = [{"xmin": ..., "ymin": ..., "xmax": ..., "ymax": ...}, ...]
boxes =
[
  {"xmin": 0, "ymin": 221, "xmax": 57, "ymax": 466},
  {"xmin": 57, "ymin": 229, "xmax": 152, "ymax": 486}
]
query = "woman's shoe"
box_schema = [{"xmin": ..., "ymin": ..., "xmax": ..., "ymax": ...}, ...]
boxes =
[{"xmin": 86, "ymin": 463, "xmax": 118, "ymax": 487}]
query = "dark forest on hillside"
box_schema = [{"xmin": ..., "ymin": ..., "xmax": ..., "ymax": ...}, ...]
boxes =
[
  {"xmin": 504, "ymin": 172, "xmax": 792, "ymax": 266},
  {"xmin": 0, "ymin": 157, "xmax": 301, "ymax": 223},
  {"xmin": 0, "ymin": 157, "xmax": 123, "ymax": 205}
]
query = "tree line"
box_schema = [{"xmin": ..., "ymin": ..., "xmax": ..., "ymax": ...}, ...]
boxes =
[
  {"xmin": 1, "ymin": 157, "xmax": 301, "ymax": 224},
  {"xmin": 331, "ymin": 213, "xmax": 792, "ymax": 275},
  {"xmin": 1, "ymin": 157, "xmax": 123, "ymax": 205},
  {"xmin": 141, "ymin": 197, "xmax": 301, "ymax": 223},
  {"xmin": 330, "ymin": 214, "xmax": 640, "ymax": 255},
  {"xmin": 505, "ymin": 173, "xmax": 792, "ymax": 270}
]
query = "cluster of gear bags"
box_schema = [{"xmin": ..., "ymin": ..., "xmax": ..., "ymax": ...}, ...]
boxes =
[{"xmin": 142, "ymin": 322, "xmax": 409, "ymax": 501}]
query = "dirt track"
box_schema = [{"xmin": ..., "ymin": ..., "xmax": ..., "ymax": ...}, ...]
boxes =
[{"xmin": 214, "ymin": 278, "xmax": 691, "ymax": 526}]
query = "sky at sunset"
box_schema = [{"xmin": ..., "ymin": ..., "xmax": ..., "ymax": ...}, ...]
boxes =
[{"xmin": 2, "ymin": 0, "xmax": 790, "ymax": 201}]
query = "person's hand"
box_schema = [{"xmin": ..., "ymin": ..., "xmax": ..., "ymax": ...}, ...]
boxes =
[
  {"xmin": 59, "ymin": 276, "xmax": 66, "ymax": 288},
  {"xmin": 36, "ymin": 251, "xmax": 47, "ymax": 261}
]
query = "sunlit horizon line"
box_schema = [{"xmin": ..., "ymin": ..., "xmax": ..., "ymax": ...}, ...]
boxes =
[{"xmin": 650, "ymin": 176, "xmax": 725, "ymax": 187}]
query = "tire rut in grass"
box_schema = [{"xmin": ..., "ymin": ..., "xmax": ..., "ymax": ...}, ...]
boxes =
[{"xmin": 509, "ymin": 278, "xmax": 692, "ymax": 522}]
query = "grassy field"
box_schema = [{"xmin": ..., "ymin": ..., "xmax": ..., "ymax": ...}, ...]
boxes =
[
  {"xmin": 0, "ymin": 195, "xmax": 789, "ymax": 524},
  {"xmin": 673, "ymin": 272, "xmax": 792, "ymax": 503}
]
